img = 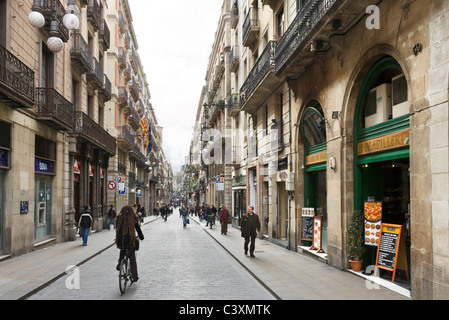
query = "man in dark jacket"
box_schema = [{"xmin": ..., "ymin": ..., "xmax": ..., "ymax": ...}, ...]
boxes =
[
  {"xmin": 219, "ymin": 205, "xmax": 230, "ymax": 235},
  {"xmin": 240, "ymin": 206, "xmax": 260, "ymax": 257},
  {"xmin": 78, "ymin": 205, "xmax": 93, "ymax": 246}
]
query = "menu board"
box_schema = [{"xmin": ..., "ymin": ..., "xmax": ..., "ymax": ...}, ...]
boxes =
[
  {"xmin": 310, "ymin": 216, "xmax": 325, "ymax": 254},
  {"xmin": 375, "ymin": 224, "xmax": 409, "ymax": 283},
  {"xmin": 364, "ymin": 202, "xmax": 382, "ymax": 246},
  {"xmin": 300, "ymin": 208, "xmax": 315, "ymax": 241}
]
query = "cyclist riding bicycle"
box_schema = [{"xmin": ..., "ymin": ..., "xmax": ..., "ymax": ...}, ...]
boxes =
[{"xmin": 115, "ymin": 205, "xmax": 144, "ymax": 282}]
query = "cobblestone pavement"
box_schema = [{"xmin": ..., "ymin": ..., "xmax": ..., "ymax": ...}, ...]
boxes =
[{"xmin": 28, "ymin": 214, "xmax": 276, "ymax": 300}]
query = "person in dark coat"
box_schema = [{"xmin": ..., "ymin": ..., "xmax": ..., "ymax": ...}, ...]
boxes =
[
  {"xmin": 116, "ymin": 205, "xmax": 144, "ymax": 282},
  {"xmin": 78, "ymin": 205, "xmax": 93, "ymax": 246},
  {"xmin": 219, "ymin": 205, "xmax": 230, "ymax": 235},
  {"xmin": 240, "ymin": 206, "xmax": 260, "ymax": 257}
]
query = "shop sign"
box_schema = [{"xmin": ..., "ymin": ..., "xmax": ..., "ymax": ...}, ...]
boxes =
[
  {"xmin": 35, "ymin": 158, "xmax": 55, "ymax": 175},
  {"xmin": 306, "ymin": 151, "xmax": 327, "ymax": 166},
  {"xmin": 215, "ymin": 177, "xmax": 224, "ymax": 191},
  {"xmin": 375, "ymin": 223, "xmax": 409, "ymax": 283},
  {"xmin": 364, "ymin": 202, "xmax": 382, "ymax": 246},
  {"xmin": 357, "ymin": 129, "xmax": 410, "ymax": 156}
]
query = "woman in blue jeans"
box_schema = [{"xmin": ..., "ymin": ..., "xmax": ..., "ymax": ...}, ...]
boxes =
[
  {"xmin": 78, "ymin": 205, "xmax": 93, "ymax": 246},
  {"xmin": 180, "ymin": 206, "xmax": 189, "ymax": 228}
]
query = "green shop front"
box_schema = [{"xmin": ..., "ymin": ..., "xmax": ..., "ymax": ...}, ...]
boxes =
[{"xmin": 353, "ymin": 56, "xmax": 411, "ymax": 286}]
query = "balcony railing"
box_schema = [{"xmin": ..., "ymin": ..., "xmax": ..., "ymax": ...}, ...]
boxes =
[
  {"xmin": 118, "ymin": 86, "xmax": 128, "ymax": 108},
  {"xmin": 98, "ymin": 74, "xmax": 112, "ymax": 102},
  {"xmin": 87, "ymin": 0, "xmax": 101, "ymax": 30},
  {"xmin": 128, "ymin": 76, "xmax": 140, "ymax": 102},
  {"xmin": 242, "ymin": 8, "xmax": 259, "ymax": 48},
  {"xmin": 123, "ymin": 63, "xmax": 132, "ymax": 83},
  {"xmin": 275, "ymin": 0, "xmax": 337, "ymax": 76},
  {"xmin": 118, "ymin": 10, "xmax": 126, "ymax": 34},
  {"xmin": 40, "ymin": 0, "xmax": 69, "ymax": 42},
  {"xmin": 229, "ymin": 45, "xmax": 240, "ymax": 73},
  {"xmin": 71, "ymin": 33, "xmax": 93, "ymax": 73},
  {"xmin": 99, "ymin": 19, "xmax": 110, "ymax": 50},
  {"xmin": 231, "ymin": 0, "xmax": 239, "ymax": 29},
  {"xmin": 0, "ymin": 44, "xmax": 35, "ymax": 108},
  {"xmin": 72, "ymin": 111, "xmax": 116, "ymax": 156},
  {"xmin": 239, "ymin": 41, "xmax": 278, "ymax": 112},
  {"xmin": 35, "ymin": 87, "xmax": 74, "ymax": 131},
  {"xmin": 117, "ymin": 125, "xmax": 134, "ymax": 149},
  {"xmin": 227, "ymin": 93, "xmax": 240, "ymax": 117},
  {"xmin": 129, "ymin": 46, "xmax": 138, "ymax": 74},
  {"xmin": 130, "ymin": 144, "xmax": 147, "ymax": 165},
  {"xmin": 87, "ymin": 57, "xmax": 104, "ymax": 90}
]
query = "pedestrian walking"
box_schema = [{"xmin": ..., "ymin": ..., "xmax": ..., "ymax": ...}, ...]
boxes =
[
  {"xmin": 115, "ymin": 205, "xmax": 145, "ymax": 283},
  {"xmin": 180, "ymin": 206, "xmax": 189, "ymax": 228},
  {"xmin": 240, "ymin": 206, "xmax": 261, "ymax": 257},
  {"xmin": 107, "ymin": 204, "xmax": 117, "ymax": 230},
  {"xmin": 219, "ymin": 204, "xmax": 230, "ymax": 235},
  {"xmin": 78, "ymin": 205, "xmax": 93, "ymax": 246}
]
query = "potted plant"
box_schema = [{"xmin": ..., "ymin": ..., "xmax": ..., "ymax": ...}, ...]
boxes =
[{"xmin": 347, "ymin": 210, "xmax": 366, "ymax": 272}]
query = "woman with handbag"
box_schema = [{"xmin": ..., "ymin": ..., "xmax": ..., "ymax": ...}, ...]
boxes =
[{"xmin": 115, "ymin": 205, "xmax": 144, "ymax": 282}]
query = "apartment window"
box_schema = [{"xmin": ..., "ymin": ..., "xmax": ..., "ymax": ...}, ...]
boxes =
[
  {"xmin": 87, "ymin": 94, "xmax": 94, "ymax": 118},
  {"xmin": 72, "ymin": 79, "xmax": 80, "ymax": 111},
  {"xmin": 41, "ymin": 45, "xmax": 55, "ymax": 88},
  {"xmin": 0, "ymin": 0, "xmax": 7, "ymax": 47},
  {"xmin": 297, "ymin": 0, "xmax": 306, "ymax": 11},
  {"xmin": 35, "ymin": 136, "xmax": 56, "ymax": 161},
  {"xmin": 277, "ymin": 8, "xmax": 285, "ymax": 37}
]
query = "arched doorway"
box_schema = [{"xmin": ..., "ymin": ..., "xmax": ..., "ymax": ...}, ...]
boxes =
[
  {"xmin": 353, "ymin": 56, "xmax": 411, "ymax": 286},
  {"xmin": 300, "ymin": 101, "xmax": 328, "ymax": 253}
]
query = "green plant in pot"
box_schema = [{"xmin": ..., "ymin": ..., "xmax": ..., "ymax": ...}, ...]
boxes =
[{"xmin": 347, "ymin": 210, "xmax": 366, "ymax": 272}]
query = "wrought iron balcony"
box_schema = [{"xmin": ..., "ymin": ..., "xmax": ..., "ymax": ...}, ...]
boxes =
[
  {"xmin": 98, "ymin": 74, "xmax": 112, "ymax": 102},
  {"xmin": 129, "ymin": 46, "xmax": 138, "ymax": 74},
  {"xmin": 72, "ymin": 111, "xmax": 116, "ymax": 156},
  {"xmin": 128, "ymin": 100, "xmax": 141, "ymax": 130},
  {"xmin": 35, "ymin": 87, "xmax": 74, "ymax": 131},
  {"xmin": 87, "ymin": 0, "xmax": 101, "ymax": 31},
  {"xmin": 229, "ymin": 45, "xmax": 240, "ymax": 73},
  {"xmin": 231, "ymin": 0, "xmax": 239, "ymax": 29},
  {"xmin": 130, "ymin": 144, "xmax": 148, "ymax": 165},
  {"xmin": 0, "ymin": 44, "xmax": 35, "ymax": 108},
  {"xmin": 124, "ymin": 31, "xmax": 131, "ymax": 50},
  {"xmin": 239, "ymin": 41, "xmax": 281, "ymax": 114},
  {"xmin": 275, "ymin": 0, "xmax": 370, "ymax": 78},
  {"xmin": 99, "ymin": 19, "xmax": 110, "ymax": 50},
  {"xmin": 71, "ymin": 33, "xmax": 92, "ymax": 73},
  {"xmin": 227, "ymin": 93, "xmax": 240, "ymax": 117},
  {"xmin": 86, "ymin": 57, "xmax": 104, "ymax": 90},
  {"xmin": 117, "ymin": 47, "xmax": 127, "ymax": 70},
  {"xmin": 116, "ymin": 125, "xmax": 134, "ymax": 150},
  {"xmin": 123, "ymin": 63, "xmax": 132, "ymax": 83},
  {"xmin": 128, "ymin": 76, "xmax": 140, "ymax": 102},
  {"xmin": 118, "ymin": 86, "xmax": 128, "ymax": 108},
  {"xmin": 118, "ymin": 10, "xmax": 126, "ymax": 34},
  {"xmin": 242, "ymin": 8, "xmax": 259, "ymax": 49},
  {"xmin": 40, "ymin": 0, "xmax": 69, "ymax": 42}
]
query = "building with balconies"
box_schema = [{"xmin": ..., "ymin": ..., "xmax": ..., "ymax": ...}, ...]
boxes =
[
  {"xmin": 104, "ymin": 0, "xmax": 165, "ymax": 215},
  {"xmin": 0, "ymin": 0, "xmax": 113, "ymax": 257}
]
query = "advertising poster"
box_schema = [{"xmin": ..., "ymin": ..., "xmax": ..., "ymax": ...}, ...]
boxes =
[{"xmin": 364, "ymin": 201, "xmax": 382, "ymax": 246}]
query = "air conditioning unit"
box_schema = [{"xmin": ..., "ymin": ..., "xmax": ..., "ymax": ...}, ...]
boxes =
[
  {"xmin": 392, "ymin": 73, "xmax": 410, "ymax": 118},
  {"xmin": 365, "ymin": 83, "xmax": 392, "ymax": 128}
]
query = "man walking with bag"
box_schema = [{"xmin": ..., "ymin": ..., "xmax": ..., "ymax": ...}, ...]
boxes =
[{"xmin": 240, "ymin": 206, "xmax": 260, "ymax": 257}]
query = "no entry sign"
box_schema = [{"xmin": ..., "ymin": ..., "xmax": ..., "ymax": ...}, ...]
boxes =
[{"xmin": 108, "ymin": 181, "xmax": 117, "ymax": 190}]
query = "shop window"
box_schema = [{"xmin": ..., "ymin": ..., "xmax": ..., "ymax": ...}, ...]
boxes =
[{"xmin": 302, "ymin": 103, "xmax": 326, "ymax": 148}]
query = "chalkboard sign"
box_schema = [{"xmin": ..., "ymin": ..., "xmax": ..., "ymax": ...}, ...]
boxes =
[
  {"xmin": 375, "ymin": 224, "xmax": 409, "ymax": 283},
  {"xmin": 300, "ymin": 208, "xmax": 314, "ymax": 241}
]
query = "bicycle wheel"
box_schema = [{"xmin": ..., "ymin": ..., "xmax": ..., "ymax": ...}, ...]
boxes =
[{"xmin": 119, "ymin": 258, "xmax": 129, "ymax": 294}]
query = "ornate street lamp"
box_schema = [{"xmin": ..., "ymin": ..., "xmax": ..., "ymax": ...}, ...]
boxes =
[{"xmin": 28, "ymin": 0, "xmax": 80, "ymax": 53}]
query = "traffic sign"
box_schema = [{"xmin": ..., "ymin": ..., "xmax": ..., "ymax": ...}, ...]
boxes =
[{"xmin": 108, "ymin": 181, "xmax": 116, "ymax": 190}]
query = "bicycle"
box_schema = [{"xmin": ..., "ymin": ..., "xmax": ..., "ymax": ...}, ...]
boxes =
[{"xmin": 118, "ymin": 248, "xmax": 134, "ymax": 294}]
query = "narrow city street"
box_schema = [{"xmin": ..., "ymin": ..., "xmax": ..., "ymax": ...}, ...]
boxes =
[{"xmin": 27, "ymin": 214, "xmax": 275, "ymax": 300}]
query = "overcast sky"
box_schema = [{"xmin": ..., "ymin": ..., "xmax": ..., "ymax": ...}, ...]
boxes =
[{"xmin": 127, "ymin": 0, "xmax": 223, "ymax": 173}]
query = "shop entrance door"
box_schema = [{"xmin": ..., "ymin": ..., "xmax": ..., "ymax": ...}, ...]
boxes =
[
  {"xmin": 35, "ymin": 175, "xmax": 52, "ymax": 241},
  {"xmin": 306, "ymin": 170, "xmax": 327, "ymax": 252},
  {"xmin": 277, "ymin": 182, "xmax": 288, "ymax": 241},
  {"xmin": 262, "ymin": 182, "xmax": 269, "ymax": 238}
]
